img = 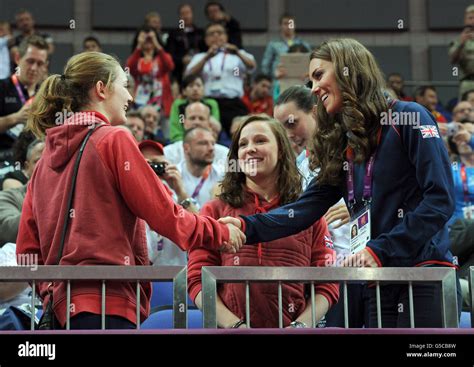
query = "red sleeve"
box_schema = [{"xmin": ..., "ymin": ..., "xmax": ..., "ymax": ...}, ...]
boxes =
[
  {"xmin": 310, "ymin": 217, "xmax": 339, "ymax": 307},
  {"xmin": 156, "ymin": 49, "xmax": 175, "ymax": 73},
  {"xmin": 187, "ymin": 201, "xmax": 223, "ymax": 301},
  {"xmin": 95, "ymin": 128, "xmax": 230, "ymax": 251},
  {"xmin": 16, "ymin": 184, "xmax": 43, "ymax": 265},
  {"xmin": 126, "ymin": 48, "xmax": 142, "ymax": 78}
]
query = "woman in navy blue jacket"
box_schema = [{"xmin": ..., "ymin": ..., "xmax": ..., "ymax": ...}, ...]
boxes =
[{"xmin": 220, "ymin": 38, "xmax": 460, "ymax": 327}]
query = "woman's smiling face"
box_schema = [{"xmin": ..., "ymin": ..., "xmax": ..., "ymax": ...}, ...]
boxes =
[{"xmin": 309, "ymin": 58, "xmax": 343, "ymax": 115}]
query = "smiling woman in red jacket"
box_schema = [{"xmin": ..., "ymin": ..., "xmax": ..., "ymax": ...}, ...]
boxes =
[
  {"xmin": 16, "ymin": 51, "xmax": 245, "ymax": 330},
  {"xmin": 188, "ymin": 115, "xmax": 339, "ymax": 328},
  {"xmin": 126, "ymin": 28, "xmax": 174, "ymax": 115}
]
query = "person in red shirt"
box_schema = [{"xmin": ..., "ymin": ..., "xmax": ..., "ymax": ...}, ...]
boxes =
[
  {"xmin": 188, "ymin": 115, "xmax": 338, "ymax": 328},
  {"xmin": 16, "ymin": 51, "xmax": 245, "ymax": 329},
  {"xmin": 242, "ymin": 74, "xmax": 273, "ymax": 116},
  {"xmin": 126, "ymin": 28, "xmax": 174, "ymax": 116}
]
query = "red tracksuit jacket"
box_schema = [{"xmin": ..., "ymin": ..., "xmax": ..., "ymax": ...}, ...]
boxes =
[{"xmin": 16, "ymin": 111, "xmax": 230, "ymax": 327}]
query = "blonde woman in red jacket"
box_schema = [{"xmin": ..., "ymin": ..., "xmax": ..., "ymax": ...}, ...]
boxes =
[
  {"xmin": 188, "ymin": 115, "xmax": 339, "ymax": 328},
  {"xmin": 16, "ymin": 51, "xmax": 245, "ymax": 329},
  {"xmin": 126, "ymin": 29, "xmax": 174, "ymax": 115}
]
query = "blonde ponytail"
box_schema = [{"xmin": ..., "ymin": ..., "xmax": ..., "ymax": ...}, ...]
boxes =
[{"xmin": 27, "ymin": 51, "xmax": 122, "ymax": 138}]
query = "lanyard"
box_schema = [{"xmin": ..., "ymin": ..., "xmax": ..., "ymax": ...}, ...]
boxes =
[
  {"xmin": 460, "ymin": 164, "xmax": 471, "ymax": 205},
  {"xmin": 346, "ymin": 128, "xmax": 382, "ymax": 208},
  {"xmin": 11, "ymin": 75, "xmax": 27, "ymax": 105},
  {"xmin": 208, "ymin": 51, "xmax": 227, "ymax": 74},
  {"xmin": 191, "ymin": 165, "xmax": 211, "ymax": 199}
]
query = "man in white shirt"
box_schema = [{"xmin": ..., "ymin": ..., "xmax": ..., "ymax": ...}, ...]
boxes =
[
  {"xmin": 185, "ymin": 22, "xmax": 256, "ymax": 137},
  {"xmin": 177, "ymin": 127, "xmax": 225, "ymax": 208},
  {"xmin": 164, "ymin": 101, "xmax": 228, "ymax": 168}
]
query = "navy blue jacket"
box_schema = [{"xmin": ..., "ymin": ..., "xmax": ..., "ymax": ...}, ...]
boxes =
[{"xmin": 242, "ymin": 101, "xmax": 455, "ymax": 267}]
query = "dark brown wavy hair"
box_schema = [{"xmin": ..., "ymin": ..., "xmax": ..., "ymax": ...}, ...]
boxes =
[
  {"xmin": 308, "ymin": 38, "xmax": 389, "ymax": 186},
  {"xmin": 218, "ymin": 115, "xmax": 302, "ymax": 208}
]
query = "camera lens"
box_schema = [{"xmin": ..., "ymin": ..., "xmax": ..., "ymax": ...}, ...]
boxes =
[{"xmin": 149, "ymin": 162, "xmax": 166, "ymax": 176}]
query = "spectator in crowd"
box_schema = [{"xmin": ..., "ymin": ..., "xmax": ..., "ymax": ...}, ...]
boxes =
[
  {"xmin": 166, "ymin": 4, "xmax": 206, "ymax": 83},
  {"xmin": 462, "ymin": 89, "xmax": 474, "ymax": 106},
  {"xmin": 449, "ymin": 5, "xmax": 474, "ymax": 99},
  {"xmin": 169, "ymin": 74, "xmax": 220, "ymax": 142},
  {"xmin": 273, "ymin": 85, "xmax": 359, "ymax": 327},
  {"xmin": 414, "ymin": 85, "xmax": 448, "ymax": 123},
  {"xmin": 209, "ymin": 115, "xmax": 222, "ymax": 140},
  {"xmin": 16, "ymin": 51, "xmax": 245, "ymax": 330},
  {"xmin": 0, "ymin": 185, "xmax": 32, "ymax": 320},
  {"xmin": 140, "ymin": 105, "xmax": 162, "ymax": 142},
  {"xmin": 386, "ymin": 73, "xmax": 413, "ymax": 101},
  {"xmin": 132, "ymin": 12, "xmax": 168, "ymax": 51},
  {"xmin": 447, "ymin": 126, "xmax": 474, "ymax": 311},
  {"xmin": 220, "ymin": 39, "xmax": 461, "ymax": 328},
  {"xmin": 0, "ymin": 21, "xmax": 11, "ymax": 79},
  {"xmin": 164, "ymin": 101, "xmax": 229, "ymax": 166},
  {"xmin": 2, "ymin": 131, "xmax": 44, "ymax": 190},
  {"xmin": 11, "ymin": 9, "xmax": 54, "ymax": 58},
  {"xmin": 177, "ymin": 127, "xmax": 224, "ymax": 208},
  {"xmin": 453, "ymin": 101, "xmax": 473, "ymax": 123},
  {"xmin": 127, "ymin": 28, "xmax": 174, "ymax": 138},
  {"xmin": 125, "ymin": 111, "xmax": 145, "ymax": 142},
  {"xmin": 83, "ymin": 36, "xmax": 102, "ymax": 52},
  {"xmin": 261, "ymin": 14, "xmax": 311, "ymax": 99},
  {"xmin": 185, "ymin": 23, "xmax": 255, "ymax": 137},
  {"xmin": 204, "ymin": 1, "xmax": 242, "ymax": 48},
  {"xmin": 242, "ymin": 74, "xmax": 273, "ymax": 116},
  {"xmin": 0, "ymin": 35, "xmax": 48, "ymax": 163},
  {"xmin": 188, "ymin": 115, "xmax": 339, "ymax": 328},
  {"xmin": 139, "ymin": 140, "xmax": 194, "ymax": 265}
]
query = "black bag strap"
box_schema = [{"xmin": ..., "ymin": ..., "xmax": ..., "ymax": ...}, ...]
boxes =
[{"xmin": 55, "ymin": 125, "xmax": 101, "ymax": 265}]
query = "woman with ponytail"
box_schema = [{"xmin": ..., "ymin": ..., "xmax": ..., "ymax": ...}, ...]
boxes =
[
  {"xmin": 220, "ymin": 39, "xmax": 461, "ymax": 327},
  {"xmin": 16, "ymin": 51, "xmax": 245, "ymax": 329}
]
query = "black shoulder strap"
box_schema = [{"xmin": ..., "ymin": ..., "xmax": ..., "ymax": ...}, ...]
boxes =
[{"xmin": 55, "ymin": 125, "xmax": 101, "ymax": 265}]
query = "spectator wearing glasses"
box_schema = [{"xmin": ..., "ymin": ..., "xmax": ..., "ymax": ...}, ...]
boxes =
[{"xmin": 185, "ymin": 23, "xmax": 256, "ymax": 138}]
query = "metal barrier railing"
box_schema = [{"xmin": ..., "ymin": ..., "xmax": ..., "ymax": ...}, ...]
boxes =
[
  {"xmin": 0, "ymin": 265, "xmax": 187, "ymax": 330},
  {"xmin": 201, "ymin": 266, "xmax": 459, "ymax": 328}
]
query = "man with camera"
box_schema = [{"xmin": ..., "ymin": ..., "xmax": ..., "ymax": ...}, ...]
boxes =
[
  {"xmin": 450, "ymin": 5, "xmax": 474, "ymax": 99},
  {"xmin": 185, "ymin": 22, "xmax": 255, "ymax": 137},
  {"xmin": 139, "ymin": 140, "xmax": 195, "ymax": 265}
]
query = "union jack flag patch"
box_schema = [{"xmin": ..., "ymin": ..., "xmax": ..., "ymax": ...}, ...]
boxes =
[
  {"xmin": 419, "ymin": 125, "xmax": 440, "ymax": 139},
  {"xmin": 324, "ymin": 235, "xmax": 334, "ymax": 249}
]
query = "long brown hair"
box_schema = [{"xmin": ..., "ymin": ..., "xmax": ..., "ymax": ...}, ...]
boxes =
[
  {"xmin": 218, "ymin": 115, "xmax": 302, "ymax": 208},
  {"xmin": 308, "ymin": 38, "xmax": 389, "ymax": 186},
  {"xmin": 27, "ymin": 52, "xmax": 121, "ymax": 138}
]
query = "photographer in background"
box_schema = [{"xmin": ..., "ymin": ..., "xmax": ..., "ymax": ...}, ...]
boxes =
[
  {"xmin": 450, "ymin": 5, "xmax": 474, "ymax": 99},
  {"xmin": 139, "ymin": 140, "xmax": 196, "ymax": 265},
  {"xmin": 126, "ymin": 26, "xmax": 174, "ymax": 129}
]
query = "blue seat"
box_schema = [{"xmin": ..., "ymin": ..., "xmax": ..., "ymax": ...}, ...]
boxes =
[
  {"xmin": 141, "ymin": 308, "xmax": 203, "ymax": 329},
  {"xmin": 460, "ymin": 312, "xmax": 471, "ymax": 328},
  {"xmin": 150, "ymin": 282, "xmax": 195, "ymax": 311}
]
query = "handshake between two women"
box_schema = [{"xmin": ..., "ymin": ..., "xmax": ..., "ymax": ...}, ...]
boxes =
[{"xmin": 218, "ymin": 217, "xmax": 245, "ymax": 254}]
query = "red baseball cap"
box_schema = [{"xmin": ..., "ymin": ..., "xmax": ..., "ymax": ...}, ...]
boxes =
[{"xmin": 138, "ymin": 140, "xmax": 164, "ymax": 156}]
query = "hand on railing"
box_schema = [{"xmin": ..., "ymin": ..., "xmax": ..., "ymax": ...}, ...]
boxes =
[
  {"xmin": 342, "ymin": 248, "xmax": 379, "ymax": 268},
  {"xmin": 219, "ymin": 222, "xmax": 246, "ymax": 253}
]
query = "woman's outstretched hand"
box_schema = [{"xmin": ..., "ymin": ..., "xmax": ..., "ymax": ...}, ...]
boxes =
[
  {"xmin": 219, "ymin": 221, "xmax": 246, "ymax": 253},
  {"xmin": 218, "ymin": 216, "xmax": 242, "ymax": 229}
]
